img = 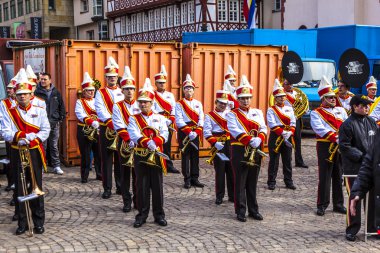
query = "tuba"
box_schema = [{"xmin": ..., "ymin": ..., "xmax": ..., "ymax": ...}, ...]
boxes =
[{"xmin": 292, "ymin": 87, "xmax": 309, "ymax": 119}]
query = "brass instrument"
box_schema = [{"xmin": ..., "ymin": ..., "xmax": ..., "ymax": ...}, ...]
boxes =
[
  {"xmin": 273, "ymin": 134, "xmax": 293, "ymax": 153},
  {"xmin": 138, "ymin": 126, "xmax": 162, "ymax": 169},
  {"xmin": 206, "ymin": 136, "xmax": 227, "ymax": 165},
  {"xmin": 106, "ymin": 127, "xmax": 118, "ymax": 150},
  {"xmin": 120, "ymin": 140, "xmax": 134, "ymax": 167},
  {"xmin": 82, "ymin": 115, "xmax": 99, "ymax": 142},
  {"xmin": 180, "ymin": 135, "xmax": 191, "ymax": 153},
  {"xmin": 18, "ymin": 142, "xmax": 45, "ymax": 237},
  {"xmin": 268, "ymin": 87, "xmax": 309, "ymax": 119},
  {"xmin": 326, "ymin": 142, "xmax": 339, "ymax": 163},
  {"xmin": 241, "ymin": 130, "xmax": 268, "ymax": 168}
]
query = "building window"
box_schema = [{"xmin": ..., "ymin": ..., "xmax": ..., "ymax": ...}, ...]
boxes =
[
  {"xmin": 121, "ymin": 16, "xmax": 126, "ymax": 35},
  {"xmin": 161, "ymin": 8, "xmax": 166, "ymax": 29},
  {"xmin": 93, "ymin": 0, "xmax": 102, "ymax": 17},
  {"xmin": 181, "ymin": 2, "xmax": 187, "ymax": 25},
  {"xmin": 143, "ymin": 12, "xmax": 148, "ymax": 32},
  {"xmin": 98, "ymin": 20, "xmax": 108, "ymax": 40},
  {"xmin": 240, "ymin": 1, "xmax": 245, "ymax": 22},
  {"xmin": 229, "ymin": 0, "xmax": 238, "ymax": 22},
  {"xmin": 17, "ymin": 0, "xmax": 23, "ymax": 16},
  {"xmin": 188, "ymin": 3, "xmax": 194, "ymax": 23},
  {"xmin": 34, "ymin": 0, "xmax": 40, "ymax": 11},
  {"xmin": 131, "ymin": 14, "xmax": 136, "ymax": 33},
  {"xmin": 174, "ymin": 5, "xmax": 180, "ymax": 26},
  {"xmin": 48, "ymin": 0, "xmax": 55, "ymax": 10},
  {"xmin": 80, "ymin": 0, "xmax": 88, "ymax": 12},
  {"xmin": 86, "ymin": 30, "xmax": 94, "ymax": 40},
  {"xmin": 25, "ymin": 0, "xmax": 31, "ymax": 14},
  {"xmin": 10, "ymin": 0, "xmax": 16, "ymax": 19},
  {"xmin": 167, "ymin": 6, "xmax": 173, "ymax": 27},
  {"xmin": 137, "ymin": 13, "xmax": 142, "ymax": 33},
  {"xmin": 3, "ymin": 3, "xmax": 9, "ymax": 21},
  {"xmin": 218, "ymin": 0, "xmax": 227, "ymax": 22},
  {"xmin": 154, "ymin": 9, "xmax": 160, "ymax": 29},
  {"xmin": 149, "ymin": 10, "xmax": 154, "ymax": 31},
  {"xmin": 274, "ymin": 0, "xmax": 281, "ymax": 11}
]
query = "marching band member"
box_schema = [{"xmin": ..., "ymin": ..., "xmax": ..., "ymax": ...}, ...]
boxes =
[
  {"xmin": 310, "ymin": 76, "xmax": 348, "ymax": 216},
  {"xmin": 26, "ymin": 65, "xmax": 46, "ymax": 109},
  {"xmin": 112, "ymin": 66, "xmax": 140, "ymax": 213},
  {"xmin": 1, "ymin": 68, "xmax": 50, "ymax": 235},
  {"xmin": 365, "ymin": 76, "xmax": 377, "ymax": 103},
  {"xmin": 335, "ymin": 79, "xmax": 353, "ymax": 114},
  {"xmin": 204, "ymin": 89, "xmax": 233, "ymax": 205},
  {"xmin": 75, "ymin": 72, "xmax": 101, "ymax": 183},
  {"xmin": 226, "ymin": 75, "xmax": 267, "ymax": 222},
  {"xmin": 95, "ymin": 56, "xmax": 124, "ymax": 199},
  {"xmin": 175, "ymin": 74, "xmax": 205, "ymax": 189},
  {"xmin": 127, "ymin": 78, "xmax": 169, "ymax": 228},
  {"xmin": 153, "ymin": 65, "xmax": 179, "ymax": 174},
  {"xmin": 267, "ymin": 79, "xmax": 297, "ymax": 191},
  {"xmin": 283, "ymin": 79, "xmax": 308, "ymax": 168},
  {"xmin": 224, "ymin": 65, "xmax": 239, "ymax": 110}
]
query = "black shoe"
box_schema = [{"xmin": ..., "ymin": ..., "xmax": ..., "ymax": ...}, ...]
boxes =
[
  {"xmin": 96, "ymin": 175, "xmax": 102, "ymax": 181},
  {"xmin": 286, "ymin": 184, "xmax": 297, "ymax": 190},
  {"xmin": 333, "ymin": 206, "xmax": 347, "ymax": 214},
  {"xmin": 154, "ymin": 218, "xmax": 167, "ymax": 226},
  {"xmin": 228, "ymin": 197, "xmax": 234, "ymax": 203},
  {"xmin": 12, "ymin": 214, "xmax": 18, "ymax": 221},
  {"xmin": 34, "ymin": 226, "xmax": 44, "ymax": 234},
  {"xmin": 122, "ymin": 202, "xmax": 132, "ymax": 213},
  {"xmin": 133, "ymin": 220, "xmax": 145, "ymax": 228},
  {"xmin": 215, "ymin": 198, "xmax": 223, "ymax": 205},
  {"xmin": 167, "ymin": 167, "xmax": 180, "ymax": 174},
  {"xmin": 268, "ymin": 184, "xmax": 276, "ymax": 190},
  {"xmin": 345, "ymin": 234, "xmax": 356, "ymax": 242},
  {"xmin": 5, "ymin": 185, "xmax": 12, "ymax": 192},
  {"xmin": 15, "ymin": 226, "xmax": 27, "ymax": 235},
  {"xmin": 295, "ymin": 163, "xmax": 308, "ymax": 168},
  {"xmin": 237, "ymin": 214, "xmax": 246, "ymax": 222},
  {"xmin": 316, "ymin": 208, "xmax": 325, "ymax": 216},
  {"xmin": 81, "ymin": 179, "xmax": 88, "ymax": 183},
  {"xmin": 9, "ymin": 198, "xmax": 15, "ymax": 206},
  {"xmin": 116, "ymin": 188, "xmax": 122, "ymax": 195},
  {"xmin": 249, "ymin": 212, "xmax": 264, "ymax": 220},
  {"xmin": 102, "ymin": 191, "xmax": 111, "ymax": 199},
  {"xmin": 191, "ymin": 180, "xmax": 204, "ymax": 188},
  {"xmin": 183, "ymin": 182, "xmax": 191, "ymax": 189}
]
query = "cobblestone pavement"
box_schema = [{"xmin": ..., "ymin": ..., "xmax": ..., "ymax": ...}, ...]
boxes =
[{"xmin": 0, "ymin": 137, "xmax": 379, "ymax": 252}]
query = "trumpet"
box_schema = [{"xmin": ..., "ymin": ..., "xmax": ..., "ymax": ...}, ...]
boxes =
[
  {"xmin": 273, "ymin": 135, "xmax": 293, "ymax": 153},
  {"xmin": 326, "ymin": 142, "xmax": 339, "ymax": 163},
  {"xmin": 106, "ymin": 127, "xmax": 118, "ymax": 150},
  {"xmin": 120, "ymin": 140, "xmax": 134, "ymax": 167},
  {"xmin": 180, "ymin": 135, "xmax": 198, "ymax": 153},
  {"xmin": 18, "ymin": 143, "xmax": 45, "ymax": 237},
  {"xmin": 241, "ymin": 130, "xmax": 268, "ymax": 168},
  {"xmin": 206, "ymin": 136, "xmax": 228, "ymax": 165}
]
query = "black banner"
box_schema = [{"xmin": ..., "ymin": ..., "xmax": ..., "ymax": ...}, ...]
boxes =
[
  {"xmin": 0, "ymin": 26, "xmax": 10, "ymax": 38},
  {"xmin": 30, "ymin": 17, "xmax": 42, "ymax": 39}
]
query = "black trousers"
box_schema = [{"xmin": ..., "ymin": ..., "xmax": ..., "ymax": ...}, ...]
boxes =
[
  {"xmin": 11, "ymin": 148, "xmax": 45, "ymax": 228},
  {"xmin": 294, "ymin": 118, "xmax": 305, "ymax": 165},
  {"xmin": 99, "ymin": 125, "xmax": 121, "ymax": 192},
  {"xmin": 118, "ymin": 141, "xmax": 136, "ymax": 207},
  {"xmin": 231, "ymin": 145, "xmax": 261, "ymax": 216},
  {"xmin": 213, "ymin": 141, "xmax": 233, "ymax": 200},
  {"xmin": 178, "ymin": 130, "xmax": 199, "ymax": 183},
  {"xmin": 267, "ymin": 132, "xmax": 293, "ymax": 186},
  {"xmin": 5, "ymin": 142, "xmax": 14, "ymax": 186},
  {"xmin": 77, "ymin": 125, "xmax": 101, "ymax": 181},
  {"xmin": 134, "ymin": 153, "xmax": 165, "ymax": 222},
  {"xmin": 316, "ymin": 142, "xmax": 344, "ymax": 209},
  {"xmin": 163, "ymin": 129, "xmax": 175, "ymax": 171},
  {"xmin": 345, "ymin": 177, "xmax": 376, "ymax": 235}
]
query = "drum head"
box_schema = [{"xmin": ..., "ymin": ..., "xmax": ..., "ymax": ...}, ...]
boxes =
[
  {"xmin": 338, "ymin": 48, "xmax": 369, "ymax": 88},
  {"xmin": 281, "ymin": 51, "xmax": 304, "ymax": 84}
]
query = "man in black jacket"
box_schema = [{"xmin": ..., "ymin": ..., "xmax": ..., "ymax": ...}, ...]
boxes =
[
  {"xmin": 34, "ymin": 72, "xmax": 66, "ymax": 175},
  {"xmin": 339, "ymin": 95, "xmax": 378, "ymax": 241}
]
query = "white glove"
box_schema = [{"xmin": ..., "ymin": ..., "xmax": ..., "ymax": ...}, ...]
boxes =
[
  {"xmin": 129, "ymin": 141, "xmax": 135, "ymax": 148},
  {"xmin": 188, "ymin": 131, "xmax": 198, "ymax": 141},
  {"xmin": 166, "ymin": 119, "xmax": 172, "ymax": 127},
  {"xmin": 214, "ymin": 142, "xmax": 224, "ymax": 151},
  {"xmin": 336, "ymin": 137, "xmax": 339, "ymax": 145},
  {"xmin": 91, "ymin": 121, "xmax": 100, "ymax": 129},
  {"xmin": 18, "ymin": 139, "xmax": 30, "ymax": 146},
  {"xmin": 282, "ymin": 131, "xmax": 292, "ymax": 140},
  {"xmin": 25, "ymin": 133, "xmax": 37, "ymax": 141},
  {"xmin": 147, "ymin": 140, "xmax": 157, "ymax": 151},
  {"xmin": 249, "ymin": 137, "xmax": 262, "ymax": 148}
]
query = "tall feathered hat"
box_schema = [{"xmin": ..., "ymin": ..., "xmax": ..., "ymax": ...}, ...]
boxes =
[
  {"xmin": 154, "ymin": 65, "xmax": 167, "ymax": 83},
  {"xmin": 81, "ymin": 72, "xmax": 95, "ymax": 90},
  {"xmin": 120, "ymin": 66, "xmax": 136, "ymax": 89},
  {"xmin": 14, "ymin": 68, "xmax": 33, "ymax": 95},
  {"xmin": 104, "ymin": 56, "xmax": 119, "ymax": 77},
  {"xmin": 272, "ymin": 79, "xmax": 286, "ymax": 97},
  {"xmin": 366, "ymin": 76, "xmax": 377, "ymax": 90},
  {"xmin": 235, "ymin": 75, "xmax": 253, "ymax": 98},
  {"xmin": 25, "ymin": 65, "xmax": 38, "ymax": 86},
  {"xmin": 137, "ymin": 78, "xmax": 155, "ymax": 101},
  {"xmin": 318, "ymin": 76, "xmax": 335, "ymax": 99},
  {"xmin": 182, "ymin": 74, "xmax": 195, "ymax": 89},
  {"xmin": 225, "ymin": 65, "xmax": 237, "ymax": 81}
]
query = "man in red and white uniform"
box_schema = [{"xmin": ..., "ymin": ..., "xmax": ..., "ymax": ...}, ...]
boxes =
[
  {"xmin": 335, "ymin": 80, "xmax": 353, "ymax": 115},
  {"xmin": 75, "ymin": 72, "xmax": 101, "ymax": 183},
  {"xmin": 2, "ymin": 68, "xmax": 50, "ymax": 235},
  {"xmin": 112, "ymin": 66, "xmax": 140, "ymax": 213},
  {"xmin": 365, "ymin": 76, "xmax": 377, "ymax": 103},
  {"xmin": 311, "ymin": 76, "xmax": 348, "ymax": 216},
  {"xmin": 127, "ymin": 78, "xmax": 169, "ymax": 228},
  {"xmin": 175, "ymin": 74, "xmax": 205, "ymax": 189},
  {"xmin": 224, "ymin": 65, "xmax": 239, "ymax": 110},
  {"xmin": 226, "ymin": 75, "xmax": 267, "ymax": 222},
  {"xmin": 153, "ymin": 65, "xmax": 179, "ymax": 174},
  {"xmin": 267, "ymin": 79, "xmax": 296, "ymax": 191},
  {"xmin": 204, "ymin": 89, "xmax": 234, "ymax": 205},
  {"xmin": 26, "ymin": 65, "xmax": 46, "ymax": 109},
  {"xmin": 95, "ymin": 56, "xmax": 124, "ymax": 199}
]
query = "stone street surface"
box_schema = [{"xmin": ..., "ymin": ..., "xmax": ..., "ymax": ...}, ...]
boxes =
[{"xmin": 0, "ymin": 137, "xmax": 379, "ymax": 252}]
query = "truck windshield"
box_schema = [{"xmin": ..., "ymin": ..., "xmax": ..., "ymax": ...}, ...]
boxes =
[{"xmin": 297, "ymin": 61, "xmax": 336, "ymax": 87}]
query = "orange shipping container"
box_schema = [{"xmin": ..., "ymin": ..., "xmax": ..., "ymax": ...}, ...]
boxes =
[{"xmin": 14, "ymin": 40, "xmax": 285, "ymax": 166}]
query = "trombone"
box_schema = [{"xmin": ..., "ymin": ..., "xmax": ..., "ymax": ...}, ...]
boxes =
[{"xmin": 18, "ymin": 142, "xmax": 45, "ymax": 237}]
